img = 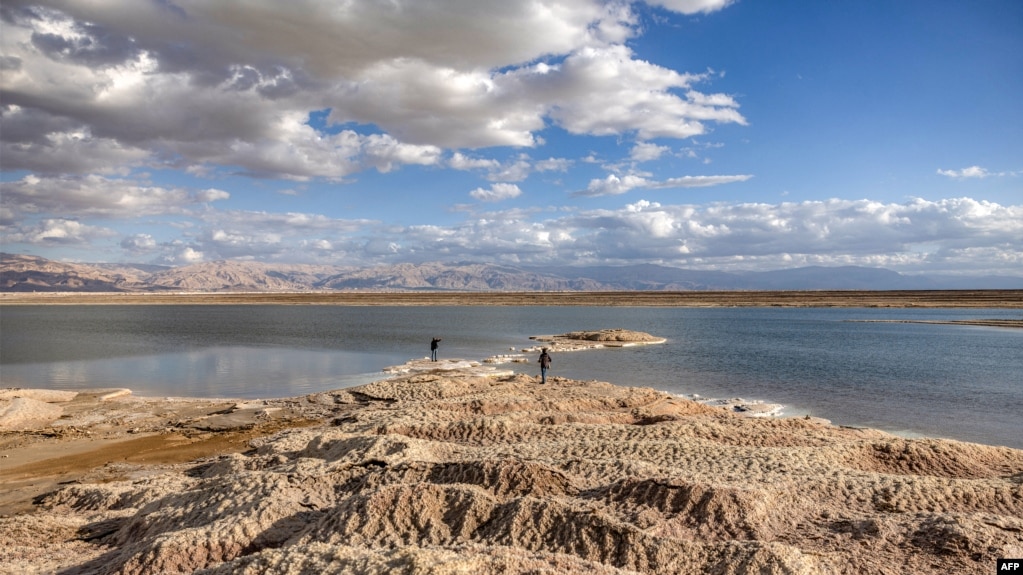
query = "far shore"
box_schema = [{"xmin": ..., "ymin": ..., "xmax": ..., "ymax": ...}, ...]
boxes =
[{"xmin": 2, "ymin": 288, "xmax": 1022, "ymax": 308}]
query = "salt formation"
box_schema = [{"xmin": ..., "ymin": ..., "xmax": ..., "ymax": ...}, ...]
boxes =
[{"xmin": 2, "ymin": 367, "xmax": 1021, "ymax": 574}]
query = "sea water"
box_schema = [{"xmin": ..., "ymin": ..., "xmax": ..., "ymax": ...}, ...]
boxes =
[{"xmin": 1, "ymin": 305, "xmax": 1021, "ymax": 448}]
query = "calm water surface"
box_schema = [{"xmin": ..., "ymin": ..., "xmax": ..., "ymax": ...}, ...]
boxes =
[{"xmin": 2, "ymin": 305, "xmax": 1021, "ymax": 448}]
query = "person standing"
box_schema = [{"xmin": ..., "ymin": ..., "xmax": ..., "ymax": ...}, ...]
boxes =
[
  {"xmin": 431, "ymin": 337, "xmax": 442, "ymax": 362},
  {"xmin": 538, "ymin": 348, "xmax": 551, "ymax": 384}
]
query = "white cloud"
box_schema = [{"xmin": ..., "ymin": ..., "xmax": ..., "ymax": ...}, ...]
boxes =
[
  {"xmin": 450, "ymin": 153, "xmax": 572, "ymax": 183},
  {"xmin": 191, "ymin": 115, "xmax": 443, "ymax": 181},
  {"xmin": 651, "ymin": 174, "xmax": 753, "ymax": 188},
  {"xmin": 3, "ymin": 1, "xmax": 1014, "ymax": 278},
  {"xmin": 510, "ymin": 44, "xmax": 745, "ymax": 140},
  {"xmin": 937, "ymin": 166, "xmax": 1016, "ymax": 179},
  {"xmin": 575, "ymin": 173, "xmax": 751, "ymax": 196},
  {"xmin": 120, "ymin": 233, "xmax": 157, "ymax": 252},
  {"xmin": 196, "ymin": 189, "xmax": 231, "ymax": 203},
  {"xmin": 449, "ymin": 152, "xmax": 501, "ymax": 171},
  {"xmin": 0, "ymin": 109, "xmax": 150, "ymax": 175},
  {"xmin": 470, "ymin": 183, "xmax": 523, "ymax": 202},
  {"xmin": 3, "ymin": 218, "xmax": 116, "ymax": 246},
  {"xmin": 17, "ymin": 193, "xmax": 1012, "ymax": 274},
  {"xmin": 362, "ymin": 134, "xmax": 443, "ymax": 173},
  {"xmin": 330, "ymin": 197, "xmax": 1021, "ymax": 274},
  {"xmin": 576, "ymin": 174, "xmax": 652, "ymax": 197},
  {"xmin": 143, "ymin": 208, "xmax": 378, "ymax": 262},
  {"xmin": 328, "ymin": 59, "xmax": 544, "ymax": 148},
  {"xmin": 556, "ymin": 197, "xmax": 1022, "ymax": 271},
  {"xmin": 487, "ymin": 158, "xmax": 534, "ymax": 183},
  {"xmin": 173, "ymin": 247, "xmax": 205, "ymax": 264},
  {"xmin": 190, "ymin": 0, "xmax": 604, "ymax": 76},
  {"xmin": 630, "ymin": 142, "xmax": 671, "ymax": 162},
  {"xmin": 0, "ymin": 174, "xmax": 230, "ymax": 218},
  {"xmin": 1, "ymin": 1, "xmax": 744, "ymax": 179},
  {"xmin": 534, "ymin": 157, "xmax": 573, "ymax": 172},
  {"xmin": 206, "ymin": 210, "xmax": 373, "ymax": 234},
  {"xmin": 644, "ymin": 0, "xmax": 736, "ymax": 15}
]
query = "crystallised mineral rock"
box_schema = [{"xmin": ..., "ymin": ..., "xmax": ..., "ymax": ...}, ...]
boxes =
[{"xmin": 528, "ymin": 328, "xmax": 667, "ymax": 351}]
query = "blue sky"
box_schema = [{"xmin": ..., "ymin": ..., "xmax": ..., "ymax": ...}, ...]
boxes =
[{"xmin": 1, "ymin": 0, "xmax": 1020, "ymax": 275}]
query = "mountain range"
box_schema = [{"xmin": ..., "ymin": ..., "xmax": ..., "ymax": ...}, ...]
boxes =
[{"xmin": 2, "ymin": 253, "xmax": 1021, "ymax": 292}]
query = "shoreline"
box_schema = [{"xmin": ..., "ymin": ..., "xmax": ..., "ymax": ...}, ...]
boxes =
[
  {"xmin": 3, "ymin": 324, "xmax": 1017, "ymax": 449},
  {"xmin": 2, "ymin": 344, "xmax": 1022, "ymax": 573},
  {"xmin": 2, "ymin": 288, "xmax": 1022, "ymax": 307},
  {"xmin": 848, "ymin": 318, "xmax": 1023, "ymax": 328}
]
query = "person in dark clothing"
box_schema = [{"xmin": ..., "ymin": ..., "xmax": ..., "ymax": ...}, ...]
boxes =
[
  {"xmin": 538, "ymin": 348, "xmax": 551, "ymax": 384},
  {"xmin": 431, "ymin": 337, "xmax": 442, "ymax": 361}
]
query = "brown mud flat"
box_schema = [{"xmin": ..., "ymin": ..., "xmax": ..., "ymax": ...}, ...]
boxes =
[
  {"xmin": 0, "ymin": 390, "xmax": 323, "ymax": 518},
  {"xmin": 2, "ymin": 289, "xmax": 1022, "ymax": 307}
]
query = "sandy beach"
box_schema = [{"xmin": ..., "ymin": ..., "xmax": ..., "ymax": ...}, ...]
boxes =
[{"xmin": 1, "ymin": 327, "xmax": 1021, "ymax": 575}]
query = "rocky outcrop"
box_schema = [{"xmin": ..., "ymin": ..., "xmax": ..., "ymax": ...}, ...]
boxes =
[
  {"xmin": 528, "ymin": 328, "xmax": 667, "ymax": 352},
  {"xmin": 0, "ymin": 397, "xmax": 64, "ymax": 431},
  {"xmin": 2, "ymin": 367, "xmax": 1021, "ymax": 574}
]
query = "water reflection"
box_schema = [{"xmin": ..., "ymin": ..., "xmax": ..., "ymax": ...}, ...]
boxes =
[
  {"xmin": 4, "ymin": 346, "xmax": 400, "ymax": 399},
  {"xmin": 2, "ymin": 305, "xmax": 1021, "ymax": 448}
]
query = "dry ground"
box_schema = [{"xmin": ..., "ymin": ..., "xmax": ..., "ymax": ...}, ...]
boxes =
[{"xmin": 2, "ymin": 367, "xmax": 1021, "ymax": 575}]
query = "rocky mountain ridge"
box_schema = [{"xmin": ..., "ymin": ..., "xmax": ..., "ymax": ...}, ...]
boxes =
[{"xmin": 2, "ymin": 253, "xmax": 1021, "ymax": 292}]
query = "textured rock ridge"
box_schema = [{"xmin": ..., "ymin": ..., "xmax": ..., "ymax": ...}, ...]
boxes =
[{"xmin": 2, "ymin": 370, "xmax": 1021, "ymax": 574}]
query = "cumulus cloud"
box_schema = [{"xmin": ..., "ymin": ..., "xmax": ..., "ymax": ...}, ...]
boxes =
[
  {"xmin": 0, "ymin": 174, "xmax": 229, "ymax": 218},
  {"xmin": 202, "ymin": 197, "xmax": 1019, "ymax": 273},
  {"xmin": 553, "ymin": 197, "xmax": 1021, "ymax": 271},
  {"xmin": 575, "ymin": 198, "xmax": 1014, "ymax": 271},
  {"xmin": 514, "ymin": 45, "xmax": 746, "ymax": 140},
  {"xmin": 449, "ymin": 152, "xmax": 501, "ymax": 171},
  {"xmin": 469, "ymin": 183, "xmax": 523, "ymax": 202},
  {"xmin": 320, "ymin": 197, "xmax": 1020, "ymax": 274},
  {"xmin": 937, "ymin": 166, "xmax": 1016, "ymax": 179},
  {"xmin": 0, "ymin": 106, "xmax": 150, "ymax": 175},
  {"xmin": 361, "ymin": 134, "xmax": 443, "ymax": 174},
  {"xmin": 208, "ymin": 210, "xmax": 373, "ymax": 234},
  {"xmin": 644, "ymin": 0, "xmax": 736, "ymax": 15},
  {"xmin": 576, "ymin": 174, "xmax": 653, "ymax": 197},
  {"xmin": 3, "ymin": 217, "xmax": 116, "ymax": 246},
  {"xmin": 120, "ymin": 233, "xmax": 157, "ymax": 253},
  {"xmin": 3, "ymin": 1, "xmax": 1014, "ymax": 278},
  {"xmin": 575, "ymin": 173, "xmax": 752, "ymax": 196},
  {"xmin": 172, "ymin": 247, "xmax": 205, "ymax": 265},
  {"xmin": 138, "ymin": 209, "xmax": 378, "ymax": 262},
  {"xmin": 534, "ymin": 157, "xmax": 573, "ymax": 172},
  {"xmin": 1, "ymin": 0, "xmax": 744, "ymax": 180},
  {"xmin": 651, "ymin": 175, "xmax": 753, "ymax": 188},
  {"xmin": 450, "ymin": 153, "xmax": 573, "ymax": 183},
  {"xmin": 630, "ymin": 142, "xmax": 671, "ymax": 162},
  {"xmin": 30, "ymin": 193, "xmax": 1010, "ymax": 273}
]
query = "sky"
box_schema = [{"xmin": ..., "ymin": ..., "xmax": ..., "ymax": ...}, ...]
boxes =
[{"xmin": 1, "ymin": 0, "xmax": 1021, "ymax": 276}]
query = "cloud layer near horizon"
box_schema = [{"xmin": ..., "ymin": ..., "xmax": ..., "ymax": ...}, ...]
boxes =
[
  {"xmin": 4, "ymin": 171, "xmax": 1017, "ymax": 274},
  {"xmin": 1, "ymin": 0, "xmax": 1020, "ymax": 276}
]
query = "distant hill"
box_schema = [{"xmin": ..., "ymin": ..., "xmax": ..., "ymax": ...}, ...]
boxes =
[
  {"xmin": 2, "ymin": 253, "xmax": 1021, "ymax": 292},
  {"xmin": 734, "ymin": 266, "xmax": 935, "ymax": 290},
  {"xmin": 0, "ymin": 253, "xmax": 158, "ymax": 292}
]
